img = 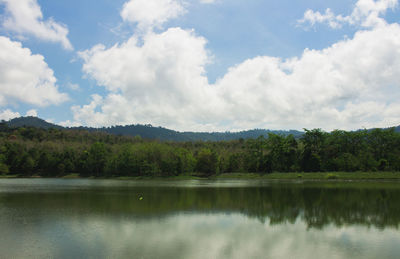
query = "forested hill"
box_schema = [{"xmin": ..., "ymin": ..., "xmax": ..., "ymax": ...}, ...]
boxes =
[
  {"xmin": 5, "ymin": 117, "xmax": 303, "ymax": 141},
  {"xmin": 6, "ymin": 117, "xmax": 62, "ymax": 129}
]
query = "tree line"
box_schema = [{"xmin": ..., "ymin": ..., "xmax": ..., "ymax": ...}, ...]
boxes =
[{"xmin": 0, "ymin": 122, "xmax": 399, "ymax": 177}]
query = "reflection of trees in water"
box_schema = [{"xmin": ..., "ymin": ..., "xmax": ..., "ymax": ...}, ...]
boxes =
[
  {"xmin": 301, "ymin": 188, "xmax": 399, "ymax": 229},
  {"xmin": 1, "ymin": 184, "xmax": 400, "ymax": 229}
]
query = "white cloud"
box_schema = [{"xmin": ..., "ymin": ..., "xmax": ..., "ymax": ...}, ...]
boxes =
[
  {"xmin": 72, "ymin": 20, "xmax": 400, "ymax": 131},
  {"xmin": 25, "ymin": 109, "xmax": 37, "ymax": 117},
  {"xmin": 76, "ymin": 28, "xmax": 221, "ymax": 130},
  {"xmin": 67, "ymin": 83, "xmax": 80, "ymax": 91},
  {"xmin": 298, "ymin": 8, "xmax": 344, "ymax": 29},
  {"xmin": 0, "ymin": 0, "xmax": 73, "ymax": 50},
  {"xmin": 120, "ymin": 0, "xmax": 186, "ymax": 31},
  {"xmin": 59, "ymin": 120, "xmax": 80, "ymax": 128},
  {"xmin": 215, "ymin": 23, "xmax": 400, "ymax": 130},
  {"xmin": 69, "ymin": 0, "xmax": 400, "ymax": 131},
  {"xmin": 0, "ymin": 36, "xmax": 69, "ymax": 107},
  {"xmin": 70, "ymin": 94, "xmax": 108, "ymax": 127},
  {"xmin": 0, "ymin": 109, "xmax": 20, "ymax": 121},
  {"xmin": 199, "ymin": 0, "xmax": 217, "ymax": 3},
  {"xmin": 298, "ymin": 0, "xmax": 398, "ymax": 29}
]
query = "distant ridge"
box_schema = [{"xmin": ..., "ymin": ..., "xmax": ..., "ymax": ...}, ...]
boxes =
[
  {"xmin": 5, "ymin": 116, "xmax": 400, "ymax": 141},
  {"xmin": 6, "ymin": 116, "xmax": 62, "ymax": 130},
  {"xmin": 4, "ymin": 116, "xmax": 304, "ymax": 141}
]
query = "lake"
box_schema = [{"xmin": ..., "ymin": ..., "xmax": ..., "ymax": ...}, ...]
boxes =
[{"xmin": 0, "ymin": 179, "xmax": 400, "ymax": 258}]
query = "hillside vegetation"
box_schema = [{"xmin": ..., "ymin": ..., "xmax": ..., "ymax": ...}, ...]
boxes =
[
  {"xmin": 0, "ymin": 121, "xmax": 400, "ymax": 177},
  {"xmin": 6, "ymin": 117, "xmax": 303, "ymax": 141}
]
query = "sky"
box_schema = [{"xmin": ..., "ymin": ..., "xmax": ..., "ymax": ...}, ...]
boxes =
[{"xmin": 0, "ymin": 0, "xmax": 400, "ymax": 132}]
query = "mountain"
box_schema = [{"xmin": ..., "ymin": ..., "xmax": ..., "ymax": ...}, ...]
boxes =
[
  {"xmin": 8, "ymin": 116, "xmax": 400, "ymax": 141},
  {"xmin": 6, "ymin": 116, "xmax": 62, "ymax": 129},
  {"xmin": 4, "ymin": 116, "xmax": 304, "ymax": 141},
  {"xmin": 99, "ymin": 126, "xmax": 303, "ymax": 141}
]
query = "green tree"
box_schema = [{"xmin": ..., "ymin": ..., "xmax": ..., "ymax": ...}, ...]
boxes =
[
  {"xmin": 87, "ymin": 142, "xmax": 108, "ymax": 176},
  {"xmin": 196, "ymin": 148, "xmax": 218, "ymax": 176},
  {"xmin": 301, "ymin": 129, "xmax": 326, "ymax": 172}
]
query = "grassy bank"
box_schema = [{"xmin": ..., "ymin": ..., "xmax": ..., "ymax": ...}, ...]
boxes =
[
  {"xmin": 214, "ymin": 172, "xmax": 400, "ymax": 180},
  {"xmin": 0, "ymin": 173, "xmax": 205, "ymax": 180},
  {"xmin": 1, "ymin": 172, "xmax": 400, "ymax": 180}
]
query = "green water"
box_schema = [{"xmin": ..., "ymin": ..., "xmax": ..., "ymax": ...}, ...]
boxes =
[{"xmin": 0, "ymin": 179, "xmax": 400, "ymax": 258}]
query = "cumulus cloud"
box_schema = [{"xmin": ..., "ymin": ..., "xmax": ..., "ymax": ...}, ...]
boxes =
[
  {"xmin": 76, "ymin": 28, "xmax": 223, "ymax": 130},
  {"xmin": 199, "ymin": 0, "xmax": 218, "ymax": 3},
  {"xmin": 298, "ymin": 0, "xmax": 398, "ymax": 29},
  {"xmin": 216, "ymin": 23, "xmax": 400, "ymax": 130},
  {"xmin": 0, "ymin": 109, "xmax": 20, "ymax": 121},
  {"xmin": 0, "ymin": 0, "xmax": 73, "ymax": 50},
  {"xmin": 0, "ymin": 36, "xmax": 69, "ymax": 107},
  {"xmin": 25, "ymin": 109, "xmax": 37, "ymax": 117},
  {"xmin": 72, "ymin": 20, "xmax": 400, "ymax": 131},
  {"xmin": 120, "ymin": 0, "xmax": 186, "ymax": 31},
  {"xmin": 69, "ymin": 0, "xmax": 400, "ymax": 131}
]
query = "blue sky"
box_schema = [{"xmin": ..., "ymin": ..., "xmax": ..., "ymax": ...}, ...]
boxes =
[{"xmin": 1, "ymin": 0, "xmax": 400, "ymax": 131}]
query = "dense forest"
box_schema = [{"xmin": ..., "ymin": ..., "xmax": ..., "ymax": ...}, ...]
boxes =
[{"xmin": 1, "ymin": 120, "xmax": 400, "ymax": 177}]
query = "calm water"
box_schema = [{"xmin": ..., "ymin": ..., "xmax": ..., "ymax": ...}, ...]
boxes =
[{"xmin": 0, "ymin": 179, "xmax": 400, "ymax": 258}]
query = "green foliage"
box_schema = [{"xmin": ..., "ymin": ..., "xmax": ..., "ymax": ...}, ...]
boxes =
[
  {"xmin": 0, "ymin": 125, "xmax": 400, "ymax": 177},
  {"xmin": 378, "ymin": 159, "xmax": 389, "ymax": 171},
  {"xmin": 88, "ymin": 142, "xmax": 107, "ymax": 176},
  {"xmin": 334, "ymin": 153, "xmax": 359, "ymax": 172},
  {"xmin": 0, "ymin": 162, "xmax": 9, "ymax": 175},
  {"xmin": 196, "ymin": 148, "xmax": 218, "ymax": 176},
  {"xmin": 325, "ymin": 173, "xmax": 339, "ymax": 179}
]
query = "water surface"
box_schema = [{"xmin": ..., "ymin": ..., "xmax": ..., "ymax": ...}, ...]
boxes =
[{"xmin": 0, "ymin": 179, "xmax": 400, "ymax": 258}]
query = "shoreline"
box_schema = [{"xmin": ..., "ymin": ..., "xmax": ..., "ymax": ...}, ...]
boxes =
[{"xmin": 1, "ymin": 172, "xmax": 400, "ymax": 181}]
